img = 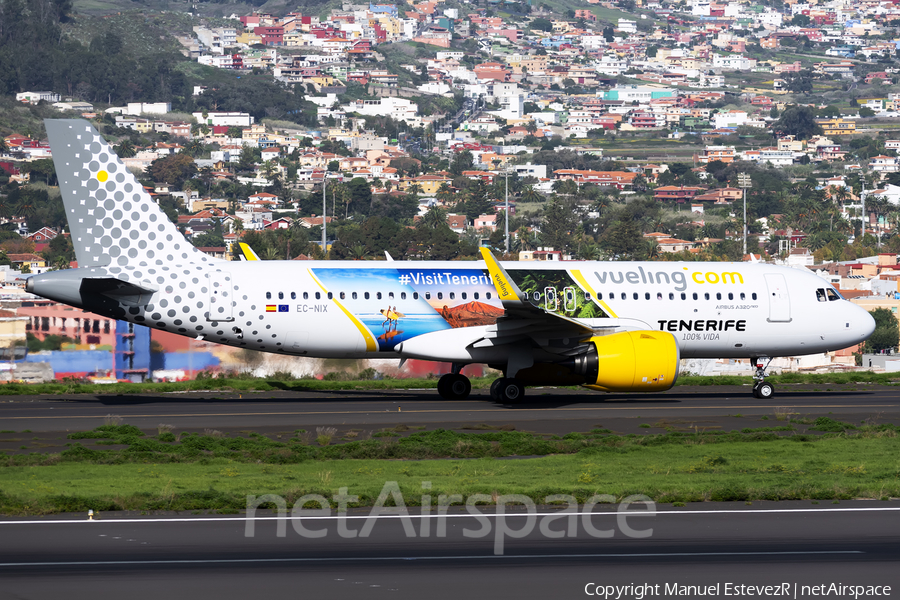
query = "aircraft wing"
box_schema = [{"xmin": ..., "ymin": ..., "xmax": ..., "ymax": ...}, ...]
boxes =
[{"xmin": 478, "ymin": 248, "xmax": 615, "ymax": 354}]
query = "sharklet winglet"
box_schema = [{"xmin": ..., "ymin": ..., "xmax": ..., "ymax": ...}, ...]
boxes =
[{"xmin": 479, "ymin": 247, "xmax": 525, "ymax": 305}]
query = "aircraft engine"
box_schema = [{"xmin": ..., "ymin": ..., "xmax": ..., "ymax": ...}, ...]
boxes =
[{"xmin": 514, "ymin": 331, "xmax": 679, "ymax": 392}]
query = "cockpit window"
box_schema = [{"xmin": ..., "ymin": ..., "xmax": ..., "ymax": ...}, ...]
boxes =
[
  {"xmin": 816, "ymin": 289, "xmax": 827, "ymax": 302},
  {"xmin": 826, "ymin": 288, "xmax": 841, "ymax": 301}
]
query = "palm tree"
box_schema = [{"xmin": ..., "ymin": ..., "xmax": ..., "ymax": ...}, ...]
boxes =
[
  {"xmin": 263, "ymin": 246, "xmax": 280, "ymax": 260},
  {"xmin": 520, "ymin": 185, "xmax": 543, "ymax": 204},
  {"xmin": 422, "ymin": 206, "xmax": 447, "ymax": 228},
  {"xmin": 349, "ymin": 242, "xmax": 369, "ymax": 260},
  {"xmin": 114, "ymin": 140, "xmax": 136, "ymax": 158},
  {"xmin": 407, "ymin": 183, "xmax": 424, "ymax": 198},
  {"xmin": 436, "ymin": 182, "xmax": 454, "ymax": 205},
  {"xmin": 183, "ymin": 140, "xmax": 205, "ymax": 158}
]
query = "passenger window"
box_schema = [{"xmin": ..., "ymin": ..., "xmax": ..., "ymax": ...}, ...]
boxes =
[
  {"xmin": 716, "ymin": 293, "xmax": 721, "ymax": 301},
  {"xmin": 669, "ymin": 293, "xmax": 674, "ymax": 300},
  {"xmin": 595, "ymin": 292, "xmax": 602, "ymax": 300},
  {"xmin": 326, "ymin": 292, "xmax": 332, "ymax": 300},
  {"xmin": 681, "ymin": 293, "xmax": 686, "ymax": 300},
  {"xmin": 437, "ymin": 292, "xmax": 443, "ymax": 300},
  {"xmin": 389, "ymin": 292, "xmax": 394, "ymax": 299},
  {"xmin": 413, "ymin": 292, "xmax": 419, "ymax": 300},
  {"xmin": 315, "ymin": 292, "xmax": 320, "ymax": 300},
  {"xmin": 621, "ymin": 293, "xmax": 626, "ymax": 300},
  {"xmin": 303, "ymin": 292, "xmax": 309, "ymax": 300},
  {"xmin": 586, "ymin": 292, "xmax": 592, "ymax": 300},
  {"xmin": 740, "ymin": 293, "xmax": 745, "ymax": 300},
  {"xmin": 704, "ymin": 293, "xmax": 710, "ymax": 300},
  {"xmin": 657, "ymin": 293, "xmax": 662, "ymax": 300},
  {"xmin": 692, "ymin": 293, "xmax": 698, "ymax": 300},
  {"xmin": 564, "ymin": 287, "xmax": 576, "ymax": 311},
  {"xmin": 401, "ymin": 292, "xmax": 407, "ymax": 300},
  {"xmin": 462, "ymin": 292, "xmax": 467, "ymax": 300},
  {"xmin": 340, "ymin": 292, "xmax": 346, "ymax": 300},
  {"xmin": 644, "ymin": 292, "xmax": 650, "ymax": 300},
  {"xmin": 377, "ymin": 292, "xmax": 382, "ymax": 300},
  {"xmin": 728, "ymin": 293, "xmax": 733, "ymax": 300},
  {"xmin": 278, "ymin": 292, "xmax": 284, "ymax": 300},
  {"xmin": 816, "ymin": 289, "xmax": 826, "ymax": 302},
  {"xmin": 266, "ymin": 292, "xmax": 271, "ymax": 300},
  {"xmin": 633, "ymin": 293, "xmax": 638, "ymax": 300},
  {"xmin": 827, "ymin": 289, "xmax": 841, "ymax": 301},
  {"xmin": 352, "ymin": 292, "xmax": 357, "ymax": 300},
  {"xmin": 425, "ymin": 292, "xmax": 431, "ymax": 300},
  {"xmin": 449, "ymin": 292, "xmax": 455, "ymax": 300},
  {"xmin": 291, "ymin": 292, "xmax": 296, "ymax": 300},
  {"xmin": 752, "ymin": 293, "xmax": 757, "ymax": 300},
  {"xmin": 474, "ymin": 292, "xmax": 479, "ymax": 300},
  {"xmin": 364, "ymin": 292, "xmax": 370, "ymax": 300},
  {"xmin": 486, "ymin": 292, "xmax": 492, "ymax": 299}
]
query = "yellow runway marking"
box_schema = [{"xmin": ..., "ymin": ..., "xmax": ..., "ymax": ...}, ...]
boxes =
[{"xmin": 3, "ymin": 404, "xmax": 895, "ymax": 419}]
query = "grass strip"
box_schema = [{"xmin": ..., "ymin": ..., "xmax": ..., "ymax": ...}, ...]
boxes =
[
  {"xmin": 1, "ymin": 425, "xmax": 898, "ymax": 514},
  {"xmin": 0, "ymin": 372, "xmax": 898, "ymax": 396}
]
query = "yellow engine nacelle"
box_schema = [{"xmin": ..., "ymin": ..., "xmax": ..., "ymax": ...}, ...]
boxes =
[{"xmin": 583, "ymin": 330, "xmax": 680, "ymax": 392}]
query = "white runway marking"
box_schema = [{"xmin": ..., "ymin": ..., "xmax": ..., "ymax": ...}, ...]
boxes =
[
  {"xmin": 0, "ymin": 550, "xmax": 864, "ymax": 568},
  {"xmin": 1, "ymin": 506, "xmax": 899, "ymax": 526}
]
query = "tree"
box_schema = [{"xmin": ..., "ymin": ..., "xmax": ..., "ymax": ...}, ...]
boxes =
[
  {"xmin": 531, "ymin": 17, "xmax": 553, "ymax": 32},
  {"xmin": 859, "ymin": 107, "xmax": 876, "ymax": 118},
  {"xmin": 114, "ymin": 140, "xmax": 136, "ymax": 158},
  {"xmin": 450, "ymin": 150, "xmax": 474, "ymax": 176},
  {"xmin": 149, "ymin": 154, "xmax": 197, "ymax": 187},
  {"xmin": 772, "ymin": 106, "xmax": 823, "ymax": 140},
  {"xmin": 861, "ymin": 308, "xmax": 899, "ymax": 353}
]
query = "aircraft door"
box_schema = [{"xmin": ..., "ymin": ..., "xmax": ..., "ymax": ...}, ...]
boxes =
[
  {"xmin": 207, "ymin": 271, "xmax": 234, "ymax": 322},
  {"xmin": 764, "ymin": 273, "xmax": 791, "ymax": 323}
]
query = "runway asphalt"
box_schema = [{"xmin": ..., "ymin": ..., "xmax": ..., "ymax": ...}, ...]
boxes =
[
  {"xmin": 2, "ymin": 386, "xmax": 899, "ymax": 598},
  {"xmin": 0, "ymin": 384, "xmax": 898, "ymax": 443},
  {"xmin": 0, "ymin": 502, "xmax": 898, "ymax": 599}
]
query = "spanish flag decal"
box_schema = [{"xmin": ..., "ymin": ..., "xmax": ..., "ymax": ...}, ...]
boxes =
[{"xmin": 265, "ymin": 305, "xmax": 277, "ymax": 312}]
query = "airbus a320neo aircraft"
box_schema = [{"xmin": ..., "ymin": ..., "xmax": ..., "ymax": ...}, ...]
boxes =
[{"xmin": 27, "ymin": 120, "xmax": 875, "ymax": 402}]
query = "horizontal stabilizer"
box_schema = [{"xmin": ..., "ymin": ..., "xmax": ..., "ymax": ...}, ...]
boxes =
[{"xmin": 81, "ymin": 277, "xmax": 158, "ymax": 305}]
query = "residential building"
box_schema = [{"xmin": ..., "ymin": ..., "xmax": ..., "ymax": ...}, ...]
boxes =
[{"xmin": 815, "ymin": 118, "xmax": 856, "ymax": 136}]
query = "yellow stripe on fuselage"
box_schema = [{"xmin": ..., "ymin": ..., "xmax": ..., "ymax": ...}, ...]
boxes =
[
  {"xmin": 307, "ymin": 269, "xmax": 377, "ymax": 352},
  {"xmin": 570, "ymin": 269, "xmax": 618, "ymax": 318}
]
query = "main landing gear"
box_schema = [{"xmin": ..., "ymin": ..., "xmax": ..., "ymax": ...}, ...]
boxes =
[
  {"xmin": 437, "ymin": 364, "xmax": 471, "ymax": 400},
  {"xmin": 490, "ymin": 378, "xmax": 525, "ymax": 404},
  {"xmin": 751, "ymin": 356, "xmax": 774, "ymax": 399}
]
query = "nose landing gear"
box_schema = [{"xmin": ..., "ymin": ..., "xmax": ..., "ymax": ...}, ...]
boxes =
[{"xmin": 751, "ymin": 357, "xmax": 774, "ymax": 399}]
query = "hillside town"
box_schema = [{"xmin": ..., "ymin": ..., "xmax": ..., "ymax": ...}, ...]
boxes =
[{"xmin": 3, "ymin": 0, "xmax": 900, "ymax": 380}]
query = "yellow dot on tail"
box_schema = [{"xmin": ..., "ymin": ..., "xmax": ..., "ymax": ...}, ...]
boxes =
[{"xmin": 97, "ymin": 171, "xmax": 108, "ymax": 182}]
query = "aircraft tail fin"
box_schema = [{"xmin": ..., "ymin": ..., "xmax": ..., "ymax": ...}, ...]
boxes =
[{"xmin": 45, "ymin": 119, "xmax": 218, "ymax": 269}]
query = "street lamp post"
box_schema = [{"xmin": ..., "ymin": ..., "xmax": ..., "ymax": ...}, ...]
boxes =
[
  {"xmin": 322, "ymin": 175, "xmax": 327, "ymax": 257},
  {"xmin": 504, "ymin": 168, "xmax": 510, "ymax": 254},
  {"xmin": 738, "ymin": 173, "xmax": 752, "ymax": 258}
]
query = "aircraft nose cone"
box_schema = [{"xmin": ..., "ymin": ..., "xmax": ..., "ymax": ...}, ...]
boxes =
[{"xmin": 861, "ymin": 307, "xmax": 876, "ymax": 339}]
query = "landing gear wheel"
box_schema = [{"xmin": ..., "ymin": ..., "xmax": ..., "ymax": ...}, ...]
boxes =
[
  {"xmin": 499, "ymin": 379, "xmax": 525, "ymax": 404},
  {"xmin": 438, "ymin": 373, "xmax": 471, "ymax": 400},
  {"xmin": 751, "ymin": 357, "xmax": 775, "ymax": 399},
  {"xmin": 754, "ymin": 381, "xmax": 774, "ymax": 399},
  {"xmin": 490, "ymin": 378, "xmax": 505, "ymax": 402}
]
